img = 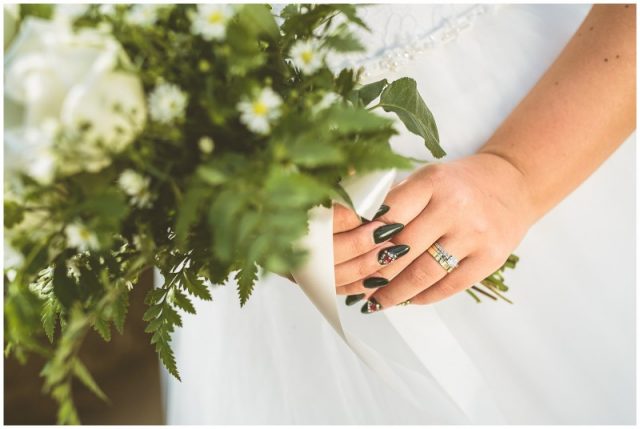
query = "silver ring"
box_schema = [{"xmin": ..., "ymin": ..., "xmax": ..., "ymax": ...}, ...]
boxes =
[{"xmin": 427, "ymin": 242, "xmax": 459, "ymax": 273}]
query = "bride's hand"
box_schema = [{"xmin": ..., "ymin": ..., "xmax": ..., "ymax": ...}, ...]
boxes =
[{"xmin": 333, "ymin": 152, "xmax": 535, "ymax": 312}]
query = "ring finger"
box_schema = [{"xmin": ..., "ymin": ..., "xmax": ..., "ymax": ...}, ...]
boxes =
[{"xmin": 363, "ymin": 235, "xmax": 470, "ymax": 312}]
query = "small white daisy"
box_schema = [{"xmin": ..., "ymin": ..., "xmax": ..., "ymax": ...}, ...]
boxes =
[
  {"xmin": 65, "ymin": 222, "xmax": 99, "ymax": 252},
  {"xmin": 198, "ymin": 136, "xmax": 215, "ymax": 154},
  {"xmin": 290, "ymin": 39, "xmax": 325, "ymax": 75},
  {"xmin": 237, "ymin": 87, "xmax": 283, "ymax": 135},
  {"xmin": 189, "ymin": 4, "xmax": 235, "ymax": 41},
  {"xmin": 148, "ymin": 83, "xmax": 188, "ymax": 124},
  {"xmin": 125, "ymin": 5, "xmax": 162, "ymax": 28},
  {"xmin": 118, "ymin": 169, "xmax": 153, "ymax": 208}
]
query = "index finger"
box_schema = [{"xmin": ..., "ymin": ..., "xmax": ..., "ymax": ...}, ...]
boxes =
[{"xmin": 333, "ymin": 203, "xmax": 363, "ymax": 233}]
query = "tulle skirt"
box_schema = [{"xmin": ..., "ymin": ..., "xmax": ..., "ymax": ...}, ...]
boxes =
[{"xmin": 161, "ymin": 4, "xmax": 635, "ymax": 424}]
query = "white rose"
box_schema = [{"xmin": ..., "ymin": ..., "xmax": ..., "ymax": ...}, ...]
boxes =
[
  {"xmin": 4, "ymin": 4, "xmax": 19, "ymax": 50},
  {"xmin": 4, "ymin": 17, "xmax": 147, "ymax": 182}
]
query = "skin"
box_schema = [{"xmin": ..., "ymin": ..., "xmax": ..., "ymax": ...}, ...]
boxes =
[{"xmin": 333, "ymin": 4, "xmax": 636, "ymax": 309}]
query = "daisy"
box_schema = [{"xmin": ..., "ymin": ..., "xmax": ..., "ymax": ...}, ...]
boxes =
[
  {"xmin": 65, "ymin": 222, "xmax": 99, "ymax": 252},
  {"xmin": 148, "ymin": 83, "xmax": 188, "ymax": 124},
  {"xmin": 125, "ymin": 5, "xmax": 163, "ymax": 28},
  {"xmin": 237, "ymin": 87, "xmax": 283, "ymax": 135},
  {"xmin": 118, "ymin": 169, "xmax": 153, "ymax": 208},
  {"xmin": 189, "ymin": 4, "xmax": 235, "ymax": 41},
  {"xmin": 289, "ymin": 39, "xmax": 325, "ymax": 75}
]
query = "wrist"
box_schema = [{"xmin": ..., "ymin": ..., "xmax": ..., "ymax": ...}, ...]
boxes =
[{"xmin": 470, "ymin": 149, "xmax": 540, "ymax": 227}]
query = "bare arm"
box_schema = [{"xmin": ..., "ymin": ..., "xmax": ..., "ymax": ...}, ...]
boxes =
[
  {"xmin": 480, "ymin": 4, "xmax": 636, "ymax": 222},
  {"xmin": 333, "ymin": 5, "xmax": 637, "ymax": 309}
]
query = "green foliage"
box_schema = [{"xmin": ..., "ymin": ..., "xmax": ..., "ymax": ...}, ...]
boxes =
[
  {"xmin": 379, "ymin": 77, "xmax": 445, "ymax": 158},
  {"xmin": 236, "ymin": 263, "xmax": 259, "ymax": 307},
  {"xmin": 4, "ymin": 4, "xmax": 519, "ymax": 423}
]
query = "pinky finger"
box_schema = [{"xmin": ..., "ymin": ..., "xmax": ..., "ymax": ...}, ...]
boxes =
[{"xmin": 410, "ymin": 257, "xmax": 484, "ymax": 305}]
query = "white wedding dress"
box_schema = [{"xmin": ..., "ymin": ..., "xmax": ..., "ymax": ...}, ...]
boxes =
[{"xmin": 160, "ymin": 4, "xmax": 635, "ymax": 424}]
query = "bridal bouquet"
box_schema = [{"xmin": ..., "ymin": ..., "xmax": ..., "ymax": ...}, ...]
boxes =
[{"xmin": 4, "ymin": 4, "xmax": 518, "ymax": 423}]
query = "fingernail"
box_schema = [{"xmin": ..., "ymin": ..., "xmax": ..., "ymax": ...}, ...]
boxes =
[
  {"xmin": 363, "ymin": 277, "xmax": 389, "ymax": 288},
  {"xmin": 361, "ymin": 204, "xmax": 390, "ymax": 223},
  {"xmin": 377, "ymin": 244, "xmax": 410, "ymax": 265},
  {"xmin": 345, "ymin": 293, "xmax": 365, "ymax": 306},
  {"xmin": 361, "ymin": 297, "xmax": 382, "ymax": 314},
  {"xmin": 372, "ymin": 204, "xmax": 390, "ymax": 220},
  {"xmin": 373, "ymin": 223, "xmax": 404, "ymax": 244}
]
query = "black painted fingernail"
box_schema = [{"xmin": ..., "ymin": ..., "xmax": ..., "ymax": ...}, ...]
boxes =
[
  {"xmin": 373, "ymin": 223, "xmax": 404, "ymax": 244},
  {"xmin": 377, "ymin": 244, "xmax": 410, "ymax": 265},
  {"xmin": 345, "ymin": 293, "xmax": 365, "ymax": 306},
  {"xmin": 361, "ymin": 297, "xmax": 382, "ymax": 314},
  {"xmin": 372, "ymin": 204, "xmax": 390, "ymax": 220},
  {"xmin": 363, "ymin": 277, "xmax": 389, "ymax": 288}
]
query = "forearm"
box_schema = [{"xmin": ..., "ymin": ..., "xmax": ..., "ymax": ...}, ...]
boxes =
[{"xmin": 478, "ymin": 4, "xmax": 636, "ymax": 222}]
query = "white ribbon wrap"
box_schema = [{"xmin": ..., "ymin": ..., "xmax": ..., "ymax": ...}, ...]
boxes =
[{"xmin": 291, "ymin": 169, "xmax": 506, "ymax": 423}]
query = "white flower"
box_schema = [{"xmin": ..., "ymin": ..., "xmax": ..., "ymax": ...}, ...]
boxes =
[
  {"xmin": 148, "ymin": 83, "xmax": 188, "ymax": 124},
  {"xmin": 65, "ymin": 222, "xmax": 99, "ymax": 252},
  {"xmin": 198, "ymin": 136, "xmax": 215, "ymax": 154},
  {"xmin": 118, "ymin": 169, "xmax": 153, "ymax": 208},
  {"xmin": 125, "ymin": 5, "xmax": 162, "ymax": 27},
  {"xmin": 189, "ymin": 4, "xmax": 235, "ymax": 41},
  {"xmin": 290, "ymin": 39, "xmax": 325, "ymax": 75},
  {"xmin": 237, "ymin": 87, "xmax": 283, "ymax": 135},
  {"xmin": 4, "ymin": 17, "xmax": 146, "ymax": 180},
  {"xmin": 4, "ymin": 4, "xmax": 20, "ymax": 49},
  {"xmin": 66, "ymin": 257, "xmax": 82, "ymax": 280}
]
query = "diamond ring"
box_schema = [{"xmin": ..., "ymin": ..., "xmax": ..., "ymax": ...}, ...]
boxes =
[{"xmin": 427, "ymin": 242, "xmax": 459, "ymax": 273}]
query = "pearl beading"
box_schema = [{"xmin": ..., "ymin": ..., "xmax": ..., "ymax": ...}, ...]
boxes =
[{"xmin": 335, "ymin": 4, "xmax": 500, "ymax": 79}]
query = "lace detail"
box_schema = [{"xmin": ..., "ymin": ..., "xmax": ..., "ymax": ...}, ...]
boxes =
[{"xmin": 330, "ymin": 4, "xmax": 504, "ymax": 78}]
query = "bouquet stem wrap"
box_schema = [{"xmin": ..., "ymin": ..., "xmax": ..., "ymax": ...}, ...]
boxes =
[{"xmin": 291, "ymin": 170, "xmax": 506, "ymax": 423}]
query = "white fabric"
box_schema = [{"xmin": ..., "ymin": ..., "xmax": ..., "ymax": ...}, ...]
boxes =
[{"xmin": 161, "ymin": 4, "xmax": 635, "ymax": 424}]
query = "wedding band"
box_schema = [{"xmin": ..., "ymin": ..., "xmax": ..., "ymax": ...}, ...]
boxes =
[{"xmin": 427, "ymin": 242, "xmax": 459, "ymax": 273}]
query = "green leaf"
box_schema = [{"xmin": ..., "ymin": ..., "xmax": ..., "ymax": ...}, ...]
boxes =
[
  {"xmin": 196, "ymin": 166, "xmax": 227, "ymax": 186},
  {"xmin": 182, "ymin": 271, "xmax": 212, "ymax": 301},
  {"xmin": 285, "ymin": 139, "xmax": 345, "ymax": 167},
  {"xmin": 144, "ymin": 317, "xmax": 164, "ymax": 334},
  {"xmin": 52, "ymin": 262, "xmax": 77, "ymax": 309},
  {"xmin": 19, "ymin": 4, "xmax": 54, "ymax": 20},
  {"xmin": 113, "ymin": 290, "xmax": 129, "ymax": 334},
  {"xmin": 157, "ymin": 341, "xmax": 180, "ymax": 381},
  {"xmin": 4, "ymin": 201, "xmax": 24, "ymax": 228},
  {"xmin": 350, "ymin": 78, "xmax": 388, "ymax": 107},
  {"xmin": 143, "ymin": 304, "xmax": 162, "ymax": 322},
  {"xmin": 235, "ymin": 262, "xmax": 258, "ymax": 307},
  {"xmin": 323, "ymin": 31, "xmax": 365, "ymax": 53},
  {"xmin": 163, "ymin": 304, "xmax": 183, "ymax": 327},
  {"xmin": 324, "ymin": 105, "xmax": 393, "ymax": 134},
  {"xmin": 172, "ymin": 289, "xmax": 196, "ymax": 314},
  {"xmin": 93, "ymin": 317, "xmax": 111, "ymax": 342},
  {"xmin": 72, "ymin": 359, "xmax": 108, "ymax": 402},
  {"xmin": 42, "ymin": 300, "xmax": 57, "ymax": 343},
  {"xmin": 175, "ymin": 183, "xmax": 212, "ymax": 247},
  {"xmin": 239, "ymin": 4, "xmax": 280, "ymax": 39},
  {"xmin": 379, "ymin": 77, "xmax": 445, "ymax": 158},
  {"xmin": 144, "ymin": 288, "xmax": 166, "ymax": 305},
  {"xmin": 333, "ymin": 5, "xmax": 370, "ymax": 30}
]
